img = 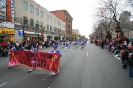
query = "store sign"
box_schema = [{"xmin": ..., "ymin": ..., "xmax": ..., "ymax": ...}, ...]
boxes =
[
  {"xmin": 18, "ymin": 30, "xmax": 23, "ymax": 36},
  {"xmin": 24, "ymin": 31, "xmax": 35, "ymax": 34},
  {"xmin": 24, "ymin": 31, "xmax": 41, "ymax": 35},
  {"xmin": 0, "ymin": 28, "xmax": 14, "ymax": 34}
]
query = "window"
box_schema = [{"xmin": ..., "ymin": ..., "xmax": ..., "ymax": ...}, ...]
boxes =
[
  {"xmin": 50, "ymin": 26, "xmax": 52, "ymax": 31},
  {"xmin": 30, "ymin": 5, "xmax": 34, "ymax": 13},
  {"xmin": 47, "ymin": 15, "xmax": 49, "ymax": 20},
  {"xmin": 40, "ymin": 22, "xmax": 43, "ymax": 28},
  {"xmin": 40, "ymin": 11, "xmax": 43, "ymax": 18},
  {"xmin": 54, "ymin": 19, "xmax": 56, "ymax": 24},
  {"xmin": 69, "ymin": 20, "xmax": 70, "ymax": 23},
  {"xmin": 36, "ymin": 20, "xmax": 39, "ymax": 27},
  {"xmin": 68, "ymin": 30, "xmax": 70, "ymax": 34},
  {"xmin": 23, "ymin": 16, "xmax": 28, "ymax": 24},
  {"xmin": 54, "ymin": 27, "xmax": 56, "ymax": 32},
  {"xmin": 58, "ymin": 21, "xmax": 59, "ymax": 25},
  {"xmin": 69, "ymin": 25, "xmax": 70, "ymax": 28},
  {"xmin": 56, "ymin": 20, "xmax": 58, "ymax": 24},
  {"xmin": 49, "ymin": 16, "xmax": 52, "ymax": 22},
  {"xmin": 23, "ymin": 1, "xmax": 28, "ymax": 10},
  {"xmin": 30, "ymin": 19, "xmax": 34, "ymax": 26},
  {"xmin": 47, "ymin": 25, "xmax": 49, "ymax": 30},
  {"xmin": 36, "ymin": 8, "xmax": 39, "ymax": 16}
]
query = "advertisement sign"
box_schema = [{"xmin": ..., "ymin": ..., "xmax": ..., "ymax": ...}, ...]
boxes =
[{"xmin": 8, "ymin": 51, "xmax": 60, "ymax": 73}]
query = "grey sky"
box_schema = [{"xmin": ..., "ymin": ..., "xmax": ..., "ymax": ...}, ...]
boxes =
[{"xmin": 34, "ymin": 0, "xmax": 99, "ymax": 38}]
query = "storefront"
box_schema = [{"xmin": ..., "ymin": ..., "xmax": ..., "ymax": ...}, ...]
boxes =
[
  {"xmin": 0, "ymin": 28, "xmax": 14, "ymax": 42},
  {"xmin": 54, "ymin": 36, "xmax": 60, "ymax": 40},
  {"xmin": 47, "ymin": 35, "xmax": 52, "ymax": 40},
  {"xmin": 24, "ymin": 31, "xmax": 42, "ymax": 41}
]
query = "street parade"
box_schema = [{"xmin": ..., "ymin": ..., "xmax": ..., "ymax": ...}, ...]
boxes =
[
  {"xmin": 0, "ymin": 0, "xmax": 133, "ymax": 87},
  {"xmin": 2, "ymin": 39, "xmax": 87, "ymax": 75}
]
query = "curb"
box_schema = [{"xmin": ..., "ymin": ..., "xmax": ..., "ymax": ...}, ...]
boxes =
[{"xmin": 113, "ymin": 55, "xmax": 121, "ymax": 60}]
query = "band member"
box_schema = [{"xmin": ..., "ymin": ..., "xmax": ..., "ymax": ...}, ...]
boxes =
[
  {"xmin": 64, "ymin": 40, "xmax": 69, "ymax": 52},
  {"xmin": 28, "ymin": 47, "xmax": 37, "ymax": 73},
  {"xmin": 51, "ymin": 44, "xmax": 61, "ymax": 76}
]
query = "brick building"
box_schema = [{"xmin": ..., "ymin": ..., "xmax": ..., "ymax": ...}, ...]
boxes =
[{"xmin": 50, "ymin": 10, "xmax": 73, "ymax": 40}]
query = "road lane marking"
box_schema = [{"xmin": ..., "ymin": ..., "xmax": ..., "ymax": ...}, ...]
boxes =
[
  {"xmin": 87, "ymin": 51, "xmax": 88, "ymax": 56},
  {"xmin": 62, "ymin": 51, "xmax": 68, "ymax": 55},
  {"xmin": 0, "ymin": 82, "xmax": 7, "ymax": 87}
]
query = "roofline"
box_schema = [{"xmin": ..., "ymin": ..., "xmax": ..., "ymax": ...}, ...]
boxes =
[
  {"xmin": 63, "ymin": 9, "xmax": 73, "ymax": 20},
  {"xmin": 50, "ymin": 9, "xmax": 73, "ymax": 20}
]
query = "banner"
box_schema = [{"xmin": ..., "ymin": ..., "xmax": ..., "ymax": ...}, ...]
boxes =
[{"xmin": 8, "ymin": 51, "xmax": 60, "ymax": 73}]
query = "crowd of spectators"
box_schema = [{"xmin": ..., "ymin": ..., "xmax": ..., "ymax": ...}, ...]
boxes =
[
  {"xmin": 0, "ymin": 39, "xmax": 62, "ymax": 58},
  {"xmin": 93, "ymin": 35, "xmax": 133, "ymax": 79}
]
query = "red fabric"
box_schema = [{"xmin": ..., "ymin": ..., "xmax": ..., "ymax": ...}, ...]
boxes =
[
  {"xmin": 129, "ymin": 46, "xmax": 133, "ymax": 50},
  {"xmin": 8, "ymin": 51, "xmax": 60, "ymax": 73},
  {"xmin": 1, "ymin": 42, "xmax": 7, "ymax": 47}
]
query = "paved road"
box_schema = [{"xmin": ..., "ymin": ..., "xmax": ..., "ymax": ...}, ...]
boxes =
[{"xmin": 0, "ymin": 42, "xmax": 133, "ymax": 88}]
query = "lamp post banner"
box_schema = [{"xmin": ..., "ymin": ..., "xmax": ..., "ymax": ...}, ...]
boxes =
[{"xmin": 8, "ymin": 50, "xmax": 60, "ymax": 73}]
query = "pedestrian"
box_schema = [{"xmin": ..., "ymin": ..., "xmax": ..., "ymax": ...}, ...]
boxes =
[
  {"xmin": 108, "ymin": 41, "xmax": 113, "ymax": 53},
  {"xmin": 51, "ymin": 44, "xmax": 61, "ymax": 76},
  {"xmin": 128, "ymin": 52, "xmax": 133, "ymax": 79},
  {"xmin": 64, "ymin": 40, "xmax": 69, "ymax": 52},
  {"xmin": 121, "ymin": 45, "xmax": 129, "ymax": 69},
  {"xmin": 28, "ymin": 47, "xmax": 37, "ymax": 73},
  {"xmin": 62, "ymin": 41, "xmax": 64, "ymax": 48},
  {"xmin": 0, "ymin": 45, "xmax": 3, "ymax": 58}
]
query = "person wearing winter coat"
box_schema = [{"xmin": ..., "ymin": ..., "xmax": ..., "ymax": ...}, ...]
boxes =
[
  {"xmin": 121, "ymin": 45, "xmax": 129, "ymax": 69},
  {"xmin": 128, "ymin": 52, "xmax": 133, "ymax": 79}
]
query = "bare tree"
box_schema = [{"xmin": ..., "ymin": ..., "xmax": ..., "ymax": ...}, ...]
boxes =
[
  {"xmin": 15, "ymin": 17, "xmax": 29, "ymax": 31},
  {"xmin": 14, "ymin": 17, "xmax": 30, "ymax": 40},
  {"xmin": 96, "ymin": 0, "xmax": 128, "ymax": 37},
  {"xmin": 119, "ymin": 11, "xmax": 131, "ymax": 29},
  {"xmin": 125, "ymin": 0, "xmax": 133, "ymax": 7}
]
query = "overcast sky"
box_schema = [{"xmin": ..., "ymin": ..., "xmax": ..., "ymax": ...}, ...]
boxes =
[{"xmin": 34, "ymin": 0, "xmax": 99, "ymax": 38}]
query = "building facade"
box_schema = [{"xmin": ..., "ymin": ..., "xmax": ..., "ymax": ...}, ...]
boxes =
[
  {"xmin": 0, "ymin": 0, "xmax": 14, "ymax": 43},
  {"xmin": 50, "ymin": 10, "xmax": 73, "ymax": 40},
  {"xmin": 72, "ymin": 29, "xmax": 80, "ymax": 39},
  {"xmin": 14, "ymin": 0, "xmax": 65, "ymax": 42}
]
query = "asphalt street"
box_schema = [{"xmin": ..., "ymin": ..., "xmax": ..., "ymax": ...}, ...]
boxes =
[{"xmin": 0, "ymin": 42, "xmax": 133, "ymax": 88}]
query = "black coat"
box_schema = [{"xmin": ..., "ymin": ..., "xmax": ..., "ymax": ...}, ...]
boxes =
[
  {"xmin": 128, "ymin": 55, "xmax": 133, "ymax": 67},
  {"xmin": 121, "ymin": 50, "xmax": 129, "ymax": 60}
]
